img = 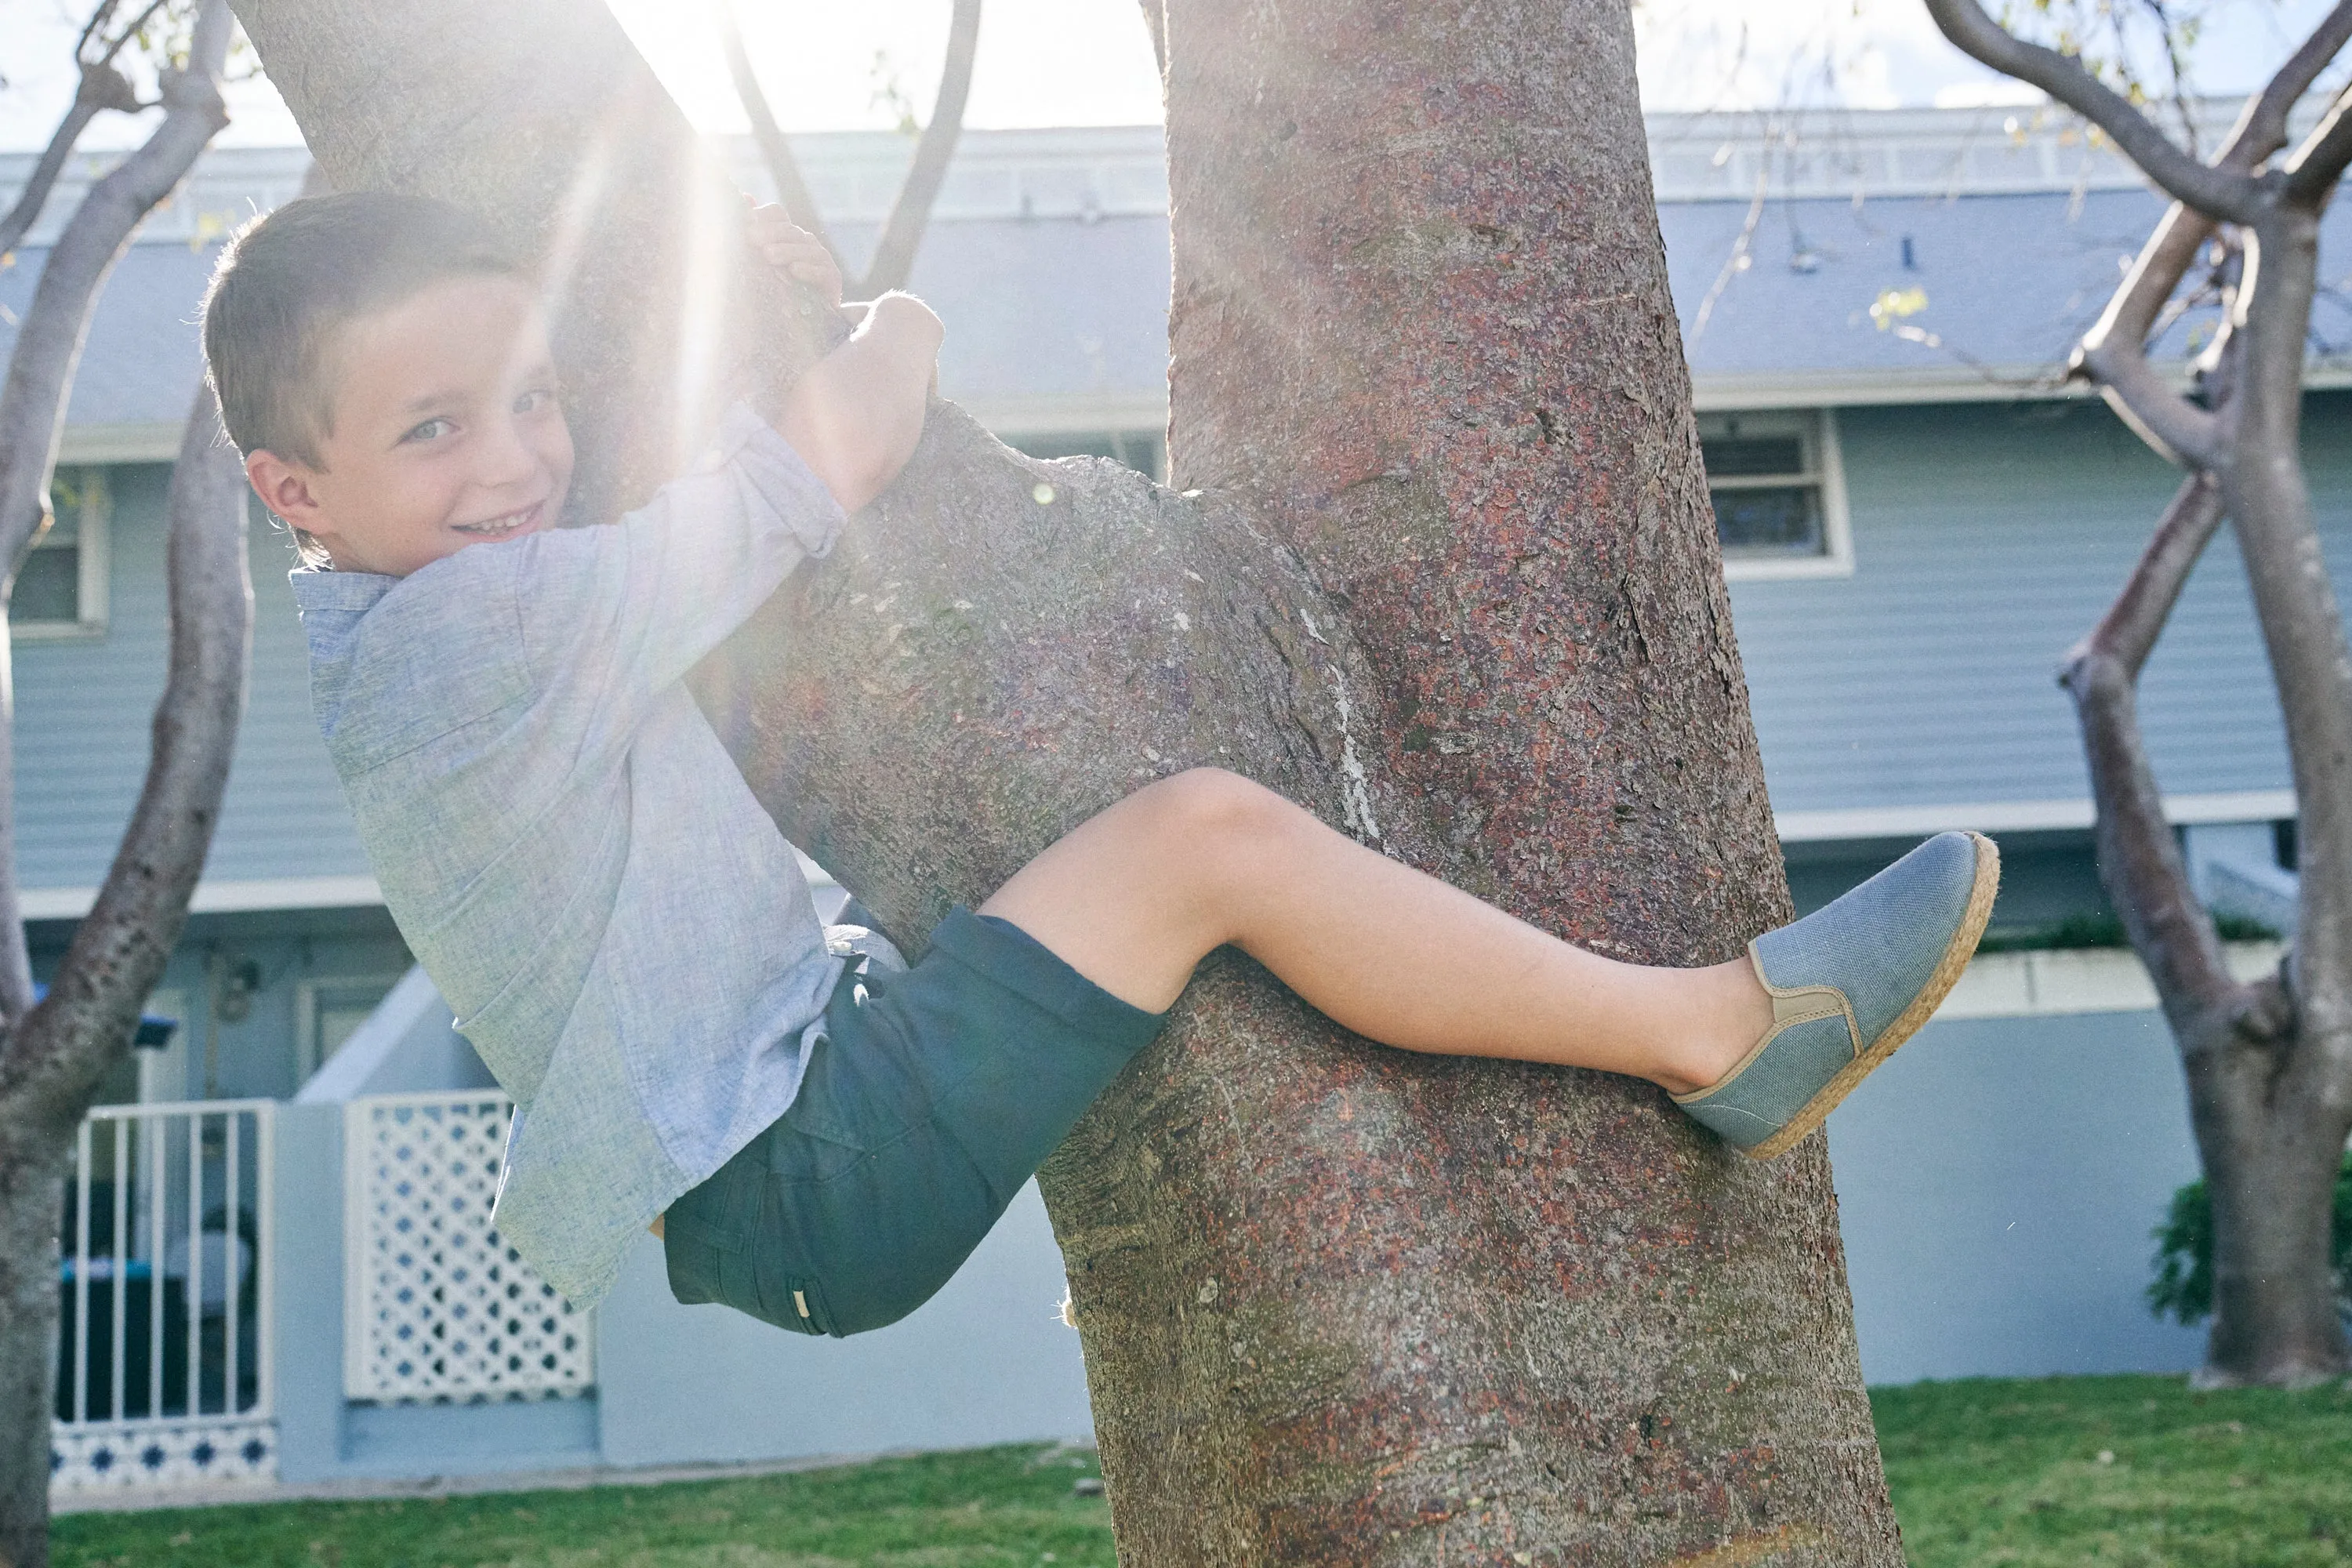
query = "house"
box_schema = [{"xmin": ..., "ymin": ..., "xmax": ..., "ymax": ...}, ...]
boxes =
[{"xmin": 5, "ymin": 102, "xmax": 2333, "ymax": 1501}]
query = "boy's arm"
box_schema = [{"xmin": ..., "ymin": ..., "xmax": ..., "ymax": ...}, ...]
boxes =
[
  {"xmin": 745, "ymin": 206, "xmax": 942, "ymax": 514},
  {"xmin": 773, "ymin": 292, "xmax": 944, "ymax": 514}
]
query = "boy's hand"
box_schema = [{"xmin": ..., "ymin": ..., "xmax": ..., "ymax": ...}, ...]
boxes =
[{"xmin": 746, "ymin": 203, "xmax": 843, "ymax": 308}]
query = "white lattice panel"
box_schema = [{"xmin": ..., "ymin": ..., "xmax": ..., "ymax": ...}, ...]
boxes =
[{"xmin": 345, "ymin": 1093, "xmax": 592, "ymax": 1402}]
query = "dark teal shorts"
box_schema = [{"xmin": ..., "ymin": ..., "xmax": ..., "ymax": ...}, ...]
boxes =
[{"xmin": 662, "ymin": 906, "xmax": 1165, "ymax": 1337}]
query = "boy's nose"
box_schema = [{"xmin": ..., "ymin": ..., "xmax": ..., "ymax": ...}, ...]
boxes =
[{"xmin": 478, "ymin": 418, "xmax": 546, "ymax": 484}]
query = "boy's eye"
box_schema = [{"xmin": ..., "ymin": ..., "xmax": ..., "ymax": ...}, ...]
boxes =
[
  {"xmin": 401, "ymin": 416, "xmax": 454, "ymax": 445},
  {"xmin": 514, "ymin": 387, "xmax": 557, "ymax": 416}
]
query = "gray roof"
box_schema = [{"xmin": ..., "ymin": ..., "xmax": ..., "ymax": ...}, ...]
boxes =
[{"xmin": 10, "ymin": 107, "xmax": 2345, "ymax": 453}]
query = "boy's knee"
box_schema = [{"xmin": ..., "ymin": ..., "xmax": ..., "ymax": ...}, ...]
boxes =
[{"xmin": 1144, "ymin": 767, "xmax": 1288, "ymax": 846}]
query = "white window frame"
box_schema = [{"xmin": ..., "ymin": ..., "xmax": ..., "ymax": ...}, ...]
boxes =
[
  {"xmin": 13, "ymin": 466, "xmax": 111, "ymax": 640},
  {"xmin": 293, "ymin": 973, "xmax": 409, "ymax": 1087},
  {"xmin": 1701, "ymin": 408, "xmax": 1854, "ymax": 583}
]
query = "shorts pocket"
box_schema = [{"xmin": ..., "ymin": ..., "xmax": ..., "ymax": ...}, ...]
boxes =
[{"xmin": 771, "ymin": 1102, "xmax": 876, "ymax": 1184}]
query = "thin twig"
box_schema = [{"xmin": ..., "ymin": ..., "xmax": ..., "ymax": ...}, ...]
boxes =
[{"xmin": 1923, "ymin": 0, "xmax": 2263, "ymax": 222}]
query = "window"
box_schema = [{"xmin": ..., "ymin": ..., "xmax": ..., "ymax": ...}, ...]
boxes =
[
  {"xmin": 293, "ymin": 975, "xmax": 405, "ymax": 1088},
  {"xmin": 14, "ymin": 467, "xmax": 110, "ymax": 637},
  {"xmin": 1699, "ymin": 410, "xmax": 1852, "ymax": 581},
  {"xmin": 1006, "ymin": 429, "xmax": 1167, "ymax": 483}
]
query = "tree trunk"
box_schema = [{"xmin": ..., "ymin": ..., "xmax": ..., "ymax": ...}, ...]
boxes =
[
  {"xmin": 2173, "ymin": 996, "xmax": 2352, "ymax": 1385},
  {"xmin": 1929, "ymin": 0, "xmax": 2352, "ymax": 1388},
  {"xmin": 0, "ymin": 10, "xmax": 245, "ymax": 1561},
  {"xmin": 235, "ymin": 0, "xmax": 1903, "ymax": 1559}
]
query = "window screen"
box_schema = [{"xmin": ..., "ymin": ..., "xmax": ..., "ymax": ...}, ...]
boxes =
[{"xmin": 1699, "ymin": 417, "xmax": 1828, "ymax": 559}]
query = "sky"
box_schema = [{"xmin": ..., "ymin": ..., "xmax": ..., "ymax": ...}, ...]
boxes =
[{"xmin": 0, "ymin": 0, "xmax": 2346, "ymax": 151}]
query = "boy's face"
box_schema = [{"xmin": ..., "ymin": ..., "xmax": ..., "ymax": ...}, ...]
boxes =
[{"xmin": 246, "ymin": 274, "xmax": 573, "ymax": 577}]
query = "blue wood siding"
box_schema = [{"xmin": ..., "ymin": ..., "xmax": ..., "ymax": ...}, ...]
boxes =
[
  {"xmin": 13, "ymin": 464, "xmax": 366, "ymax": 892},
  {"xmin": 1726, "ymin": 395, "xmax": 2334, "ymax": 817}
]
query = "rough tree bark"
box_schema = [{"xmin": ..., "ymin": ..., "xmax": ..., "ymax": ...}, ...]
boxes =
[
  {"xmin": 0, "ymin": 11, "xmax": 250, "ymax": 1559},
  {"xmin": 1928, "ymin": 0, "xmax": 2352, "ymax": 1387},
  {"xmin": 234, "ymin": 0, "xmax": 1904, "ymax": 1558}
]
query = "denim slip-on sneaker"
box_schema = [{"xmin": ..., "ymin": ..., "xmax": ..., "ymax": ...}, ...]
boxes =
[{"xmin": 1673, "ymin": 829, "xmax": 2000, "ymax": 1161}]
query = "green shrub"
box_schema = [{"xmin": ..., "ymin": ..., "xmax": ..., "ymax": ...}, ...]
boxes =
[
  {"xmin": 2147, "ymin": 1149, "xmax": 2352, "ymax": 1323},
  {"xmin": 1974, "ymin": 911, "xmax": 2280, "ymax": 953}
]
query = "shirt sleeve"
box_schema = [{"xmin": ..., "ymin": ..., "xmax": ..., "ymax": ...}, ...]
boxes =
[{"xmin": 505, "ymin": 401, "xmax": 846, "ymax": 744}]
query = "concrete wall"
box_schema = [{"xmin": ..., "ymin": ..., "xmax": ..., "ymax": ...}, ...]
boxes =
[
  {"xmin": 1828, "ymin": 1007, "xmax": 2207, "ymax": 1385},
  {"xmin": 266, "ymin": 1097, "xmax": 1091, "ymax": 1481},
  {"xmin": 596, "ymin": 1181, "xmax": 1092, "ymax": 1468}
]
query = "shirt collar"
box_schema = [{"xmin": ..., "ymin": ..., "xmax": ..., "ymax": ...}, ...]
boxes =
[{"xmin": 289, "ymin": 565, "xmax": 397, "ymax": 615}]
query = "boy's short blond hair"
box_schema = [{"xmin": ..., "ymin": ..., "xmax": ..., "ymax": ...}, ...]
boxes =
[{"xmin": 201, "ymin": 192, "xmax": 526, "ymax": 560}]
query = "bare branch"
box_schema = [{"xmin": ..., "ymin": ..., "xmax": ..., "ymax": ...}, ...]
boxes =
[
  {"xmin": 71, "ymin": 0, "xmax": 127, "ymax": 59},
  {"xmin": 0, "ymin": 14, "xmax": 147, "ymax": 262},
  {"xmin": 2059, "ymin": 471, "xmax": 2242, "ymax": 1019},
  {"xmin": 0, "ymin": 0, "xmax": 233, "ymax": 1026},
  {"xmin": 2066, "ymin": 15, "xmax": 2341, "ymax": 472},
  {"xmin": 2282, "ymin": 83, "xmax": 2352, "ymax": 203},
  {"xmin": 856, "ymin": 0, "xmax": 981, "ymax": 296},
  {"xmin": 2075, "ymin": 201, "xmax": 2223, "ymax": 465},
  {"xmin": 89, "ymin": 0, "xmax": 172, "ymax": 71},
  {"xmin": 2243, "ymin": 0, "xmax": 2352, "ymax": 159},
  {"xmin": 1922, "ymin": 0, "xmax": 2263, "ymax": 222},
  {"xmin": 719, "ymin": 0, "xmax": 840, "ymax": 265},
  {"xmin": 0, "ymin": 392, "xmax": 249, "ymax": 1130},
  {"xmin": 0, "ymin": 102, "xmax": 102, "ymax": 263}
]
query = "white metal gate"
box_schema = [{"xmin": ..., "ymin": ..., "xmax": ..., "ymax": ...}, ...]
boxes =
[
  {"xmin": 344, "ymin": 1091, "xmax": 592, "ymax": 1403},
  {"xmin": 51, "ymin": 1099, "xmax": 276, "ymax": 1493}
]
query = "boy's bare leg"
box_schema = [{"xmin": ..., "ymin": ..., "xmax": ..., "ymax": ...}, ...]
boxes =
[{"xmin": 978, "ymin": 769, "xmax": 1773, "ymax": 1095}]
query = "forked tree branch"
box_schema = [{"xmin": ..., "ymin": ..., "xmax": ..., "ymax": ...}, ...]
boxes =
[
  {"xmin": 0, "ymin": 5, "xmax": 148, "ymax": 262},
  {"xmin": 2071, "ymin": 5, "xmax": 2352, "ymax": 468},
  {"xmin": 2059, "ymin": 471, "xmax": 2243, "ymax": 1021},
  {"xmin": 1922, "ymin": 0, "xmax": 2263, "ymax": 223},
  {"xmin": 720, "ymin": 0, "xmax": 982, "ymax": 298},
  {"xmin": 719, "ymin": 0, "xmax": 838, "ymax": 264},
  {"xmin": 858, "ymin": 0, "xmax": 980, "ymax": 296},
  {"xmin": 2074, "ymin": 196, "xmax": 2224, "ymax": 466}
]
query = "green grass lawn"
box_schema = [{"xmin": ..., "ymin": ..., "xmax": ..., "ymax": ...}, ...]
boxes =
[
  {"xmin": 51, "ymin": 1444, "xmax": 1117, "ymax": 1568},
  {"xmin": 49, "ymin": 1374, "xmax": 2352, "ymax": 1566},
  {"xmin": 1872, "ymin": 1374, "xmax": 2352, "ymax": 1566}
]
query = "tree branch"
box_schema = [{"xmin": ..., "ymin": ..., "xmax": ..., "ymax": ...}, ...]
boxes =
[
  {"xmin": 855, "ymin": 0, "xmax": 981, "ymax": 296},
  {"xmin": 2282, "ymin": 82, "xmax": 2352, "ymax": 204},
  {"xmin": 2060, "ymin": 472, "xmax": 2243, "ymax": 1022},
  {"xmin": 0, "ymin": 13, "xmax": 145, "ymax": 263},
  {"xmin": 1922, "ymin": 0, "xmax": 2263, "ymax": 222},
  {"xmin": 0, "ymin": 390, "xmax": 249, "ymax": 1130},
  {"xmin": 2065, "ymin": 5, "xmax": 2350, "ymax": 471},
  {"xmin": 2244, "ymin": 0, "xmax": 2352, "ymax": 158},
  {"xmin": 0, "ymin": 0, "xmax": 233, "ymax": 1029},
  {"xmin": 2075, "ymin": 201, "xmax": 2223, "ymax": 466},
  {"xmin": 718, "ymin": 0, "xmax": 840, "ymax": 266}
]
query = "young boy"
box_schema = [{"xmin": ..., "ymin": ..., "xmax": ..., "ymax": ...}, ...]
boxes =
[{"xmin": 205, "ymin": 191, "xmax": 1998, "ymax": 1335}]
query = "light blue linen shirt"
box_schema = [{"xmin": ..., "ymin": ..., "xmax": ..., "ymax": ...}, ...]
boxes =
[{"xmin": 292, "ymin": 404, "xmax": 848, "ymax": 1308}]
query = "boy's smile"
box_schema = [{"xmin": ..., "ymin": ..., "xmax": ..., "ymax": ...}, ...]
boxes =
[{"xmin": 245, "ymin": 274, "xmax": 574, "ymax": 577}]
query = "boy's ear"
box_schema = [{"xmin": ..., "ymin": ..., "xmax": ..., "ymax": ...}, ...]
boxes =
[{"xmin": 245, "ymin": 448, "xmax": 325, "ymax": 528}]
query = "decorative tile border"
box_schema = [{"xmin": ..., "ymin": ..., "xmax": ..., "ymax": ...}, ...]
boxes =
[{"xmin": 51, "ymin": 1418, "xmax": 277, "ymax": 1493}]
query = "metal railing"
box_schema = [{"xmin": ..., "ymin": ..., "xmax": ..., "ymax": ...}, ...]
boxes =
[{"xmin": 53, "ymin": 1099, "xmax": 276, "ymax": 1490}]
